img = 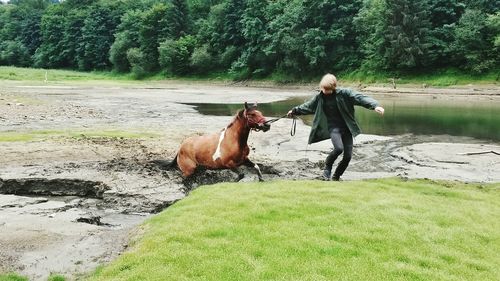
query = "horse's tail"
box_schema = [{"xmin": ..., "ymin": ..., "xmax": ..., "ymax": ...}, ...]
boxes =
[
  {"xmin": 168, "ymin": 153, "xmax": 179, "ymax": 169},
  {"xmin": 151, "ymin": 153, "xmax": 178, "ymax": 170}
]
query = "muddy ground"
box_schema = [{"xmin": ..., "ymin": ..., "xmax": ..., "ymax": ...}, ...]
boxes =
[{"xmin": 0, "ymin": 81, "xmax": 499, "ymax": 280}]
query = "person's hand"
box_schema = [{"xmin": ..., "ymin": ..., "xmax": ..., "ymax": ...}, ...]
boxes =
[
  {"xmin": 375, "ymin": 106, "xmax": 385, "ymax": 116},
  {"xmin": 287, "ymin": 109, "xmax": 295, "ymax": 118}
]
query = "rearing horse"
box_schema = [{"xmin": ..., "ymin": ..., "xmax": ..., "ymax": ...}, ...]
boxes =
[{"xmin": 174, "ymin": 102, "xmax": 270, "ymax": 181}]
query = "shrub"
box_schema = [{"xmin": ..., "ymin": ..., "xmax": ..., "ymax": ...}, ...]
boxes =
[
  {"xmin": 126, "ymin": 48, "xmax": 147, "ymax": 79},
  {"xmin": 158, "ymin": 35, "xmax": 197, "ymax": 75},
  {"xmin": 190, "ymin": 44, "xmax": 214, "ymax": 74},
  {"xmin": 0, "ymin": 41, "xmax": 31, "ymax": 67}
]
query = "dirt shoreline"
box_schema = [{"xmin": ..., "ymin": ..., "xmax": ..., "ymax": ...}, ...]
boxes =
[{"xmin": 1, "ymin": 81, "xmax": 499, "ymax": 280}]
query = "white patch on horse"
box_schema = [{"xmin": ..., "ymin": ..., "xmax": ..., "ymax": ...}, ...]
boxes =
[{"xmin": 212, "ymin": 127, "xmax": 227, "ymax": 161}]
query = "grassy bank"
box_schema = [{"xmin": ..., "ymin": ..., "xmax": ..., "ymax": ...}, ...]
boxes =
[
  {"xmin": 1, "ymin": 66, "xmax": 498, "ymax": 86},
  {"xmin": 88, "ymin": 178, "xmax": 500, "ymax": 281},
  {"xmin": 0, "ymin": 66, "xmax": 134, "ymax": 82},
  {"xmin": 339, "ymin": 68, "xmax": 499, "ymax": 87},
  {"xmin": 0, "ymin": 274, "xmax": 27, "ymax": 281},
  {"xmin": 0, "ymin": 273, "xmax": 64, "ymax": 281},
  {"xmin": 0, "ymin": 130, "xmax": 160, "ymax": 142}
]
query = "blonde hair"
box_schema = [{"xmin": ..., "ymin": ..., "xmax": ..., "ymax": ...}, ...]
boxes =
[{"xmin": 319, "ymin": 73, "xmax": 337, "ymax": 90}]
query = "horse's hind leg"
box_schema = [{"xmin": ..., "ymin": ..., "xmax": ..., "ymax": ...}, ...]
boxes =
[
  {"xmin": 178, "ymin": 153, "xmax": 197, "ymax": 178},
  {"xmin": 243, "ymin": 159, "xmax": 264, "ymax": 182}
]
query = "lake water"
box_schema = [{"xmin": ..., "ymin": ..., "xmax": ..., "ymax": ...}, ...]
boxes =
[{"xmin": 187, "ymin": 95, "xmax": 500, "ymax": 142}]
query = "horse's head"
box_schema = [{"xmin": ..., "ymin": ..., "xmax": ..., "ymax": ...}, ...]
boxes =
[{"xmin": 243, "ymin": 102, "xmax": 270, "ymax": 132}]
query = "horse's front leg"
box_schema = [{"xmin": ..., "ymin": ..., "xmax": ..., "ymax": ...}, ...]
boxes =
[
  {"xmin": 231, "ymin": 167, "xmax": 245, "ymax": 181},
  {"xmin": 243, "ymin": 159, "xmax": 264, "ymax": 182}
]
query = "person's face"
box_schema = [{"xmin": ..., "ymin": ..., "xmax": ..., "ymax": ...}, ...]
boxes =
[{"xmin": 321, "ymin": 87, "xmax": 334, "ymax": 95}]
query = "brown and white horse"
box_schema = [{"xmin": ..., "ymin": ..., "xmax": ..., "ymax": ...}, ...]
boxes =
[{"xmin": 173, "ymin": 102, "xmax": 270, "ymax": 181}]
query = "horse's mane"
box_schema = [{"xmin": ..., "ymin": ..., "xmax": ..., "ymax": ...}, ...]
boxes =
[{"xmin": 226, "ymin": 109, "xmax": 246, "ymax": 129}]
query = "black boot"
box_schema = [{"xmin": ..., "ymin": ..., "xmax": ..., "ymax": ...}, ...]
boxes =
[{"xmin": 322, "ymin": 169, "xmax": 332, "ymax": 181}]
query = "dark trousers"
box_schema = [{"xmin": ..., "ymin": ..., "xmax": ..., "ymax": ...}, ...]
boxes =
[{"xmin": 325, "ymin": 127, "xmax": 353, "ymax": 178}]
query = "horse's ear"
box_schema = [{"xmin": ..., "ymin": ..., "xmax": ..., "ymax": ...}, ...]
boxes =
[{"xmin": 244, "ymin": 102, "xmax": 258, "ymax": 110}]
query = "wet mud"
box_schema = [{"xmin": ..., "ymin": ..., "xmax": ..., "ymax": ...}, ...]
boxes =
[{"xmin": 1, "ymin": 81, "xmax": 499, "ymax": 280}]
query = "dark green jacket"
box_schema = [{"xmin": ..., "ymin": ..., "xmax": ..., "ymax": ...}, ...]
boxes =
[{"xmin": 292, "ymin": 88, "xmax": 379, "ymax": 144}]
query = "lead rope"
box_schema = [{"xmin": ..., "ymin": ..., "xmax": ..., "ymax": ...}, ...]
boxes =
[
  {"xmin": 263, "ymin": 115, "xmax": 298, "ymax": 158},
  {"xmin": 290, "ymin": 117, "xmax": 297, "ymax": 136},
  {"xmin": 264, "ymin": 114, "xmax": 297, "ymax": 137}
]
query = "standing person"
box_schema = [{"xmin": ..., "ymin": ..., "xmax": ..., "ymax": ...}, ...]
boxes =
[{"xmin": 287, "ymin": 74, "xmax": 385, "ymax": 181}]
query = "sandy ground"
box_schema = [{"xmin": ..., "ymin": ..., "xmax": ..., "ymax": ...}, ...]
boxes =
[{"xmin": 0, "ymin": 81, "xmax": 499, "ymax": 280}]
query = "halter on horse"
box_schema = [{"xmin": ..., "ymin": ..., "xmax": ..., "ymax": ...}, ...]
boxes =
[{"xmin": 174, "ymin": 102, "xmax": 270, "ymax": 181}]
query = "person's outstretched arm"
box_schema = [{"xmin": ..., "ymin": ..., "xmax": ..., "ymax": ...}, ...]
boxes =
[
  {"xmin": 374, "ymin": 106, "xmax": 384, "ymax": 115},
  {"xmin": 348, "ymin": 89, "xmax": 384, "ymax": 116},
  {"xmin": 287, "ymin": 95, "xmax": 319, "ymax": 117}
]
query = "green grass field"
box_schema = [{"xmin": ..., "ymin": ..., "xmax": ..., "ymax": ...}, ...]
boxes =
[
  {"xmin": 0, "ymin": 66, "xmax": 136, "ymax": 82},
  {"xmin": 86, "ymin": 178, "xmax": 500, "ymax": 281},
  {"xmin": 0, "ymin": 130, "xmax": 160, "ymax": 142},
  {"xmin": 0, "ymin": 274, "xmax": 28, "ymax": 281},
  {"xmin": 0, "ymin": 273, "xmax": 64, "ymax": 281},
  {"xmin": 1, "ymin": 66, "xmax": 498, "ymax": 86}
]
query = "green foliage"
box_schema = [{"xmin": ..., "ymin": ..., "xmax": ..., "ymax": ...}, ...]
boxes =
[
  {"xmin": 33, "ymin": 4, "xmax": 67, "ymax": 68},
  {"xmin": 59, "ymin": 9, "xmax": 87, "ymax": 68},
  {"xmin": 77, "ymin": 4, "xmax": 117, "ymax": 70},
  {"xmin": 139, "ymin": 3, "xmax": 172, "ymax": 72},
  {"xmin": 465, "ymin": 0, "xmax": 499, "ymax": 14},
  {"xmin": 264, "ymin": 0, "xmax": 306, "ymax": 76},
  {"xmin": 454, "ymin": 9, "xmax": 498, "ymax": 74},
  {"xmin": 490, "ymin": 13, "xmax": 500, "ymax": 47},
  {"xmin": 355, "ymin": 0, "xmax": 387, "ymax": 69},
  {"xmin": 0, "ymin": 40, "xmax": 31, "ymax": 66},
  {"xmin": 190, "ymin": 44, "xmax": 215, "ymax": 74},
  {"xmin": 109, "ymin": 10, "xmax": 142, "ymax": 72},
  {"xmin": 158, "ymin": 39, "xmax": 177, "ymax": 71},
  {"xmin": 0, "ymin": 0, "xmax": 498, "ymax": 79},
  {"xmin": 426, "ymin": 0, "xmax": 465, "ymax": 67},
  {"xmin": 219, "ymin": 45, "xmax": 239, "ymax": 69},
  {"xmin": 88, "ymin": 179, "xmax": 500, "ymax": 281},
  {"xmin": 388, "ymin": 0, "xmax": 432, "ymax": 68},
  {"xmin": 126, "ymin": 47, "xmax": 147, "ymax": 79},
  {"xmin": 0, "ymin": 4, "xmax": 20, "ymax": 41},
  {"xmin": 303, "ymin": 0, "xmax": 363, "ymax": 71},
  {"xmin": 235, "ymin": 0, "xmax": 272, "ymax": 77},
  {"xmin": 158, "ymin": 35, "xmax": 197, "ymax": 75},
  {"xmin": 200, "ymin": 0, "xmax": 246, "ymax": 70},
  {"xmin": 428, "ymin": 0, "xmax": 465, "ymax": 28},
  {"xmin": 188, "ymin": 0, "xmax": 223, "ymax": 19},
  {"xmin": 109, "ymin": 35, "xmax": 134, "ymax": 72},
  {"xmin": 17, "ymin": 7, "xmax": 44, "ymax": 54},
  {"xmin": 167, "ymin": 0, "xmax": 190, "ymax": 39},
  {"xmin": 220, "ymin": 0, "xmax": 246, "ymax": 48},
  {"xmin": 63, "ymin": 0, "xmax": 98, "ymax": 8}
]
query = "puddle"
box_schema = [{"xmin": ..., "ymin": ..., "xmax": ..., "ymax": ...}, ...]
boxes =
[{"xmin": 186, "ymin": 95, "xmax": 500, "ymax": 142}]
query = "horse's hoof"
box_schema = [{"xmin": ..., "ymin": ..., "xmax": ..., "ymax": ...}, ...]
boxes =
[{"xmin": 259, "ymin": 178, "xmax": 265, "ymax": 182}]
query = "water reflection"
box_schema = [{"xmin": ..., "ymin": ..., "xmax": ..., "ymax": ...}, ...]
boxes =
[{"xmin": 186, "ymin": 95, "xmax": 500, "ymax": 142}]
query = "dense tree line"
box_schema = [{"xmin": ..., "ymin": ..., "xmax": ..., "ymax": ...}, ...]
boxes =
[{"xmin": 0, "ymin": 0, "xmax": 498, "ymax": 79}]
